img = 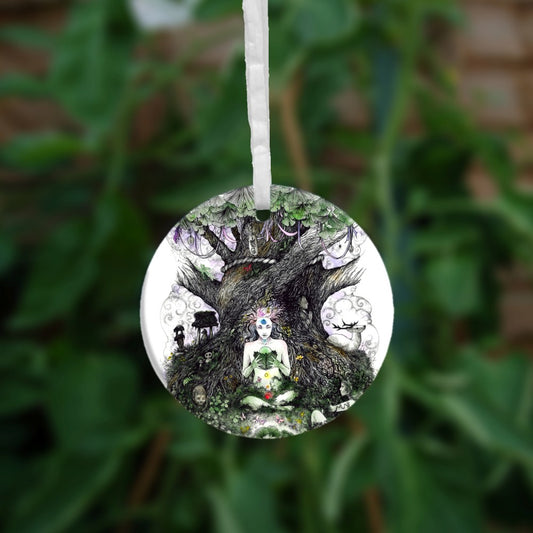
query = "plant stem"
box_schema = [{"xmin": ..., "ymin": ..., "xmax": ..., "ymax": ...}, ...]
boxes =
[
  {"xmin": 374, "ymin": 4, "xmax": 421, "ymax": 275},
  {"xmin": 280, "ymin": 70, "xmax": 313, "ymax": 192},
  {"xmin": 117, "ymin": 430, "xmax": 171, "ymax": 533}
]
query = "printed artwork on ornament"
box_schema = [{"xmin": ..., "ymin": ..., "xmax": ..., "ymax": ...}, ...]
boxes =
[{"xmin": 141, "ymin": 185, "xmax": 394, "ymax": 438}]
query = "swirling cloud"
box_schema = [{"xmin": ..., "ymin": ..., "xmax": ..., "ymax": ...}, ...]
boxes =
[
  {"xmin": 321, "ymin": 288, "xmax": 380, "ymax": 369},
  {"xmin": 160, "ymin": 285, "xmax": 220, "ymax": 359}
]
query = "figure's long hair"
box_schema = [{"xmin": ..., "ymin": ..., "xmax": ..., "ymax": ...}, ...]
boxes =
[{"xmin": 244, "ymin": 306, "xmax": 283, "ymax": 343}]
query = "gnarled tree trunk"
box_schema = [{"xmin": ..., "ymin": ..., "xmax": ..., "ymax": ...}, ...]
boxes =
[{"xmin": 167, "ymin": 216, "xmax": 374, "ymax": 407}]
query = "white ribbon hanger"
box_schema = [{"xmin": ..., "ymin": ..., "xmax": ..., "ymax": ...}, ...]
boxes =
[{"xmin": 243, "ymin": 0, "xmax": 271, "ymax": 212}]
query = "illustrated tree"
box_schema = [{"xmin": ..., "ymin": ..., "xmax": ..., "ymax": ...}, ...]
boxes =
[{"xmin": 166, "ymin": 186, "xmax": 374, "ymax": 408}]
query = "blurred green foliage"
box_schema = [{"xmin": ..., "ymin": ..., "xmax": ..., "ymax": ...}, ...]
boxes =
[{"xmin": 1, "ymin": 0, "xmax": 532, "ymax": 531}]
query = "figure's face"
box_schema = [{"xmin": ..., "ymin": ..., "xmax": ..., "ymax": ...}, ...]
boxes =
[
  {"xmin": 340, "ymin": 381, "xmax": 350, "ymax": 396},
  {"xmin": 256, "ymin": 317, "xmax": 272, "ymax": 340},
  {"xmin": 193, "ymin": 386, "xmax": 206, "ymax": 405}
]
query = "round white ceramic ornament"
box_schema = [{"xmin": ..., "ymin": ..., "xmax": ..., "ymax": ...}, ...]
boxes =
[{"xmin": 141, "ymin": 185, "xmax": 393, "ymax": 438}]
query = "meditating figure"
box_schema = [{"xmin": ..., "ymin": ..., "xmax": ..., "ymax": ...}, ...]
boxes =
[{"xmin": 241, "ymin": 309, "xmax": 296, "ymax": 410}]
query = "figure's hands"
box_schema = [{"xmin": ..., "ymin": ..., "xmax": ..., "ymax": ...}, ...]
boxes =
[
  {"xmin": 271, "ymin": 358, "xmax": 282, "ymax": 369},
  {"xmin": 242, "ymin": 355, "xmax": 257, "ymax": 378},
  {"xmin": 272, "ymin": 358, "xmax": 290, "ymax": 376}
]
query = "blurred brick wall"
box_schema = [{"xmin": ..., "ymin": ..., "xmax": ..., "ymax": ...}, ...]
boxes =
[
  {"xmin": 0, "ymin": 2, "xmax": 68, "ymax": 147},
  {"xmin": 458, "ymin": 0, "xmax": 533, "ymax": 348},
  {"xmin": 459, "ymin": 0, "xmax": 533, "ymax": 190},
  {"xmin": 1, "ymin": 0, "xmax": 532, "ymax": 349}
]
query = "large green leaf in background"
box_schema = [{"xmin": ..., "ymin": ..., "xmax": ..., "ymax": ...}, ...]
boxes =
[
  {"xmin": 0, "ymin": 342, "xmax": 46, "ymax": 416},
  {"xmin": 425, "ymin": 253, "xmax": 481, "ymax": 317},
  {"xmin": 46, "ymin": 353, "xmax": 140, "ymax": 452},
  {"xmin": 9, "ymin": 219, "xmax": 98, "ymax": 330},
  {"xmin": 0, "ymin": 133, "xmax": 84, "ymax": 172},
  {"xmin": 402, "ymin": 354, "xmax": 533, "ymax": 466},
  {"xmin": 5, "ymin": 351, "xmax": 142, "ymax": 532},
  {"xmin": 49, "ymin": 0, "xmax": 137, "ymax": 137},
  {"xmin": 9, "ymin": 194, "xmax": 148, "ymax": 331},
  {"xmin": 289, "ymin": 0, "xmax": 358, "ymax": 46},
  {"xmin": 8, "ymin": 451, "xmax": 124, "ymax": 533}
]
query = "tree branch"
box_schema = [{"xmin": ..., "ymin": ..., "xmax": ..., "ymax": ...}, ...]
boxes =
[
  {"xmin": 230, "ymin": 226, "xmax": 241, "ymax": 245},
  {"xmin": 320, "ymin": 260, "xmax": 364, "ymax": 300},
  {"xmin": 268, "ymin": 227, "xmax": 324, "ymax": 284},
  {"xmin": 202, "ymin": 226, "xmax": 233, "ymax": 261},
  {"xmin": 305, "ymin": 258, "xmax": 363, "ymax": 337},
  {"xmin": 175, "ymin": 258, "xmax": 221, "ymax": 309},
  {"xmin": 269, "ymin": 227, "xmax": 349, "ymax": 284}
]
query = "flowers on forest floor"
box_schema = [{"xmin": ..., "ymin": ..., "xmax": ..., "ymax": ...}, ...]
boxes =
[
  {"xmin": 265, "ymin": 392, "xmax": 273, "ymax": 400},
  {"xmin": 253, "ymin": 415, "xmax": 266, "ymax": 426}
]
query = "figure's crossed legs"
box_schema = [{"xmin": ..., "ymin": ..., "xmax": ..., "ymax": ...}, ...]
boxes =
[{"xmin": 241, "ymin": 389, "xmax": 297, "ymax": 411}]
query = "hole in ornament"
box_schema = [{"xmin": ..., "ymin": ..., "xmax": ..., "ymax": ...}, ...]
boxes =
[{"xmin": 256, "ymin": 210, "xmax": 270, "ymax": 221}]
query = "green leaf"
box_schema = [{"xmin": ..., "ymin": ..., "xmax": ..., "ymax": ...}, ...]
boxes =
[
  {"xmin": 411, "ymin": 226, "xmax": 478, "ymax": 255},
  {"xmin": 195, "ymin": 0, "xmax": 240, "ymax": 19},
  {"xmin": 46, "ymin": 353, "xmax": 139, "ymax": 453},
  {"xmin": 0, "ymin": 234, "xmax": 16, "ymax": 276},
  {"xmin": 195, "ymin": 58, "xmax": 249, "ymax": 165},
  {"xmin": 425, "ymin": 253, "xmax": 481, "ymax": 316},
  {"xmin": 385, "ymin": 439, "xmax": 422, "ymax": 532},
  {"xmin": 268, "ymin": 17, "xmax": 304, "ymax": 88},
  {"xmin": 208, "ymin": 487, "xmax": 244, "ymax": 533},
  {"xmin": 0, "ymin": 341, "xmax": 46, "ymax": 416},
  {"xmin": 476, "ymin": 134, "xmax": 515, "ymax": 192},
  {"xmin": 49, "ymin": 0, "xmax": 137, "ymax": 135},
  {"xmin": 218, "ymin": 455, "xmax": 288, "ymax": 533},
  {"xmin": 0, "ymin": 133, "xmax": 84, "ymax": 171},
  {"xmin": 494, "ymin": 193, "xmax": 533, "ymax": 246},
  {"xmin": 401, "ymin": 373, "xmax": 533, "ymax": 466},
  {"xmin": 322, "ymin": 435, "xmax": 367, "ymax": 525},
  {"xmin": 151, "ymin": 174, "xmax": 248, "ymax": 213},
  {"xmin": 0, "ymin": 26, "xmax": 56, "ymax": 49},
  {"xmin": 9, "ymin": 219, "xmax": 97, "ymax": 329},
  {"xmin": 168, "ymin": 411, "xmax": 213, "ymax": 459},
  {"xmin": 417, "ymin": 89, "xmax": 473, "ymax": 138},
  {"xmin": 0, "ymin": 74, "xmax": 50, "ymax": 98},
  {"xmin": 457, "ymin": 349, "xmax": 533, "ymax": 418},
  {"xmin": 7, "ymin": 451, "xmax": 123, "ymax": 533},
  {"xmin": 91, "ymin": 196, "xmax": 150, "ymax": 311},
  {"xmin": 379, "ymin": 434, "xmax": 483, "ymax": 533},
  {"xmin": 289, "ymin": 0, "xmax": 358, "ymax": 47},
  {"xmin": 440, "ymin": 393, "xmax": 533, "ymax": 465}
]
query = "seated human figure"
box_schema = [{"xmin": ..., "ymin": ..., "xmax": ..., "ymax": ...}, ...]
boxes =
[{"xmin": 241, "ymin": 308, "xmax": 296, "ymax": 410}]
